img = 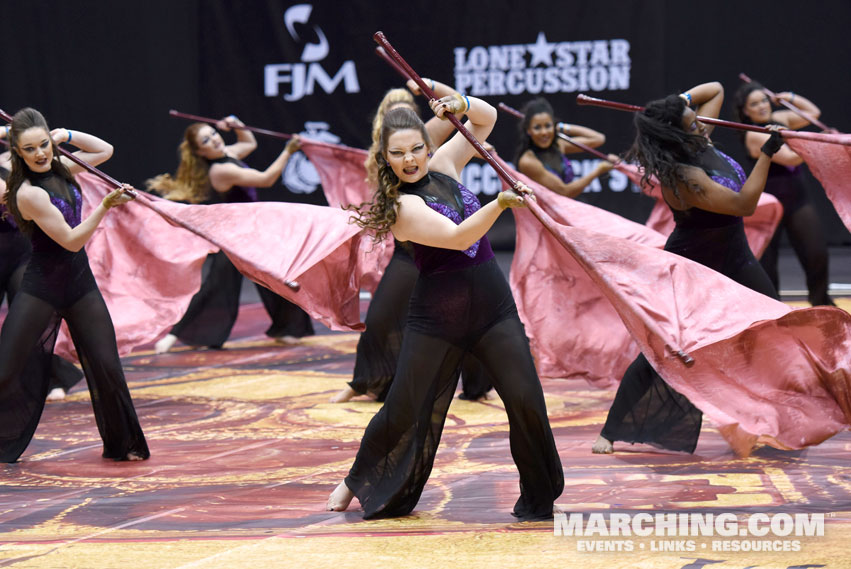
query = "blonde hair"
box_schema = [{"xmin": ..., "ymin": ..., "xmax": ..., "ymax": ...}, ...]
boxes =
[
  {"xmin": 364, "ymin": 88, "xmax": 418, "ymax": 188},
  {"xmin": 146, "ymin": 123, "xmax": 211, "ymax": 204}
]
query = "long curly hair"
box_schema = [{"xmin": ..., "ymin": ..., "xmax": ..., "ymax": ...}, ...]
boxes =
[
  {"xmin": 514, "ymin": 97, "xmax": 560, "ymax": 165},
  {"xmin": 364, "ymin": 88, "xmax": 419, "ymax": 189},
  {"xmin": 625, "ymin": 94, "xmax": 709, "ymax": 198},
  {"xmin": 5, "ymin": 107, "xmax": 77, "ymax": 233},
  {"xmin": 348, "ymin": 107, "xmax": 433, "ymax": 241},
  {"xmin": 146, "ymin": 122, "xmax": 211, "ymax": 203}
]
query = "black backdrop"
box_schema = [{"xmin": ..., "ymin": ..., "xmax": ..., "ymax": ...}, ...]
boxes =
[{"xmin": 3, "ymin": 0, "xmax": 850, "ymax": 247}]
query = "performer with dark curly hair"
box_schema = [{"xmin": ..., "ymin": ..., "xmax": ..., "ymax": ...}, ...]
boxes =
[{"xmin": 592, "ymin": 82, "xmax": 782, "ymax": 455}]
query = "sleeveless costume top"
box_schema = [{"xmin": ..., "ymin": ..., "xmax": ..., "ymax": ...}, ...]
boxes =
[
  {"xmin": 19, "ymin": 169, "xmax": 98, "ymax": 309},
  {"xmin": 531, "ymin": 146, "xmax": 575, "ymax": 183},
  {"xmin": 399, "ymin": 171, "xmax": 494, "ymax": 275},
  {"xmin": 208, "ymin": 156, "xmax": 258, "ymax": 203},
  {"xmin": 748, "ymin": 121, "xmax": 808, "ymax": 214}
]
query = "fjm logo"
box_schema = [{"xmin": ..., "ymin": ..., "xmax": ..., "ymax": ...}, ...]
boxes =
[{"xmin": 264, "ymin": 4, "xmax": 360, "ymax": 102}]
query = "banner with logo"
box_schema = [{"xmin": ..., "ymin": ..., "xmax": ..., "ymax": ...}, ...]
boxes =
[{"xmin": 195, "ymin": 0, "xmax": 667, "ymax": 238}]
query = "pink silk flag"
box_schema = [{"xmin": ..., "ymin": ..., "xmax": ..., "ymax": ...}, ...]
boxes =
[
  {"xmin": 58, "ymin": 172, "xmax": 369, "ymax": 360},
  {"xmin": 299, "ymin": 138, "xmax": 393, "ymax": 293},
  {"xmin": 136, "ymin": 195, "xmax": 368, "ymax": 332},
  {"xmin": 55, "ymin": 173, "xmax": 216, "ymax": 358},
  {"xmin": 618, "ymin": 162, "xmax": 783, "ymax": 259},
  {"xmin": 784, "ymin": 132, "xmax": 851, "ymax": 233},
  {"xmin": 493, "ymin": 155, "xmax": 665, "ymax": 388},
  {"xmin": 522, "ymin": 195, "xmax": 851, "ymax": 454}
]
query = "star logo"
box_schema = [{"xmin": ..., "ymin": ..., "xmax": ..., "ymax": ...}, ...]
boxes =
[{"xmin": 526, "ymin": 31, "xmax": 555, "ymax": 67}]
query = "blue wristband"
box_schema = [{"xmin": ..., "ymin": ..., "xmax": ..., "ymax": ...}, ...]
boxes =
[
  {"xmin": 463, "ymin": 94, "xmax": 471, "ymax": 113},
  {"xmin": 67, "ymin": 130, "xmax": 72, "ymax": 144}
]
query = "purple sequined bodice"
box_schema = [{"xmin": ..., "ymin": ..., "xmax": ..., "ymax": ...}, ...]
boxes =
[
  {"xmin": 533, "ymin": 147, "xmax": 575, "ymax": 183},
  {"xmin": 400, "ymin": 172, "xmax": 495, "ymax": 275},
  {"xmin": 671, "ymin": 147, "xmax": 747, "ymax": 229},
  {"xmin": 29, "ymin": 171, "xmax": 83, "ymax": 255}
]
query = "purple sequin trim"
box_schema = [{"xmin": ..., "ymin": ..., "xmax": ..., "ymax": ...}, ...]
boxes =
[
  {"xmin": 49, "ymin": 186, "xmax": 82, "ymax": 228},
  {"xmin": 424, "ymin": 184, "xmax": 482, "ymax": 258},
  {"xmin": 560, "ymin": 155, "xmax": 575, "ymax": 183},
  {"xmin": 710, "ymin": 150, "xmax": 747, "ymax": 193}
]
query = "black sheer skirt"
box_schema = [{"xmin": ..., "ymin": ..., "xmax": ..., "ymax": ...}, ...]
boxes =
[
  {"xmin": 0, "ymin": 231, "xmax": 82, "ymax": 393},
  {"xmin": 601, "ymin": 221, "xmax": 778, "ymax": 453},
  {"xmin": 349, "ymin": 248, "xmax": 493, "ymax": 401},
  {"xmin": 345, "ymin": 259, "xmax": 563, "ymax": 519},
  {"xmin": 0, "ymin": 249, "xmax": 148, "ymax": 462},
  {"xmin": 170, "ymin": 251, "xmax": 314, "ymax": 347}
]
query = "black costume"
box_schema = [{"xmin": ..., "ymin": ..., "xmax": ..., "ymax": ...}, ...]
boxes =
[
  {"xmin": 0, "ymin": 168, "xmax": 149, "ymax": 462},
  {"xmin": 344, "ymin": 172, "xmax": 563, "ymax": 519},
  {"xmin": 169, "ymin": 156, "xmax": 313, "ymax": 348},
  {"xmin": 600, "ymin": 147, "xmax": 778, "ymax": 452},
  {"xmin": 749, "ymin": 124, "xmax": 833, "ymax": 306},
  {"xmin": 0, "ymin": 165, "xmax": 82, "ymax": 393}
]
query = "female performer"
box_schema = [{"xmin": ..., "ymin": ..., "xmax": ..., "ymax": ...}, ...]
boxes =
[
  {"xmin": 148, "ymin": 116, "xmax": 312, "ymax": 353},
  {"xmin": 0, "ymin": 141, "xmax": 83, "ymax": 402},
  {"xmin": 332, "ymin": 81, "xmax": 493, "ymax": 403},
  {"xmin": 516, "ymin": 97, "xmax": 617, "ymax": 198},
  {"xmin": 734, "ymin": 82, "xmax": 834, "ymax": 306},
  {"xmin": 592, "ymin": 82, "xmax": 782, "ymax": 454},
  {"xmin": 0, "ymin": 107, "xmax": 149, "ymax": 462},
  {"xmin": 326, "ymin": 95, "xmax": 563, "ymax": 520}
]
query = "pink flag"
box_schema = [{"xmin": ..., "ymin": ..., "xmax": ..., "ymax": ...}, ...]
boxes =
[
  {"xmin": 57, "ymin": 173, "xmax": 368, "ymax": 360},
  {"xmin": 785, "ymin": 132, "xmax": 851, "ymax": 233},
  {"xmin": 55, "ymin": 173, "xmax": 217, "ymax": 359},
  {"xmin": 493, "ymin": 155, "xmax": 665, "ymax": 387},
  {"xmin": 299, "ymin": 138, "xmax": 393, "ymax": 293},
  {"xmin": 523, "ymin": 196, "xmax": 851, "ymax": 454},
  {"xmin": 136, "ymin": 195, "xmax": 368, "ymax": 332}
]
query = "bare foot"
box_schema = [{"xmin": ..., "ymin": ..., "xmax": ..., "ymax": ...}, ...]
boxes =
[
  {"xmin": 273, "ymin": 335, "xmax": 300, "ymax": 345},
  {"xmin": 46, "ymin": 388, "xmax": 66, "ymax": 402},
  {"xmin": 155, "ymin": 334, "xmax": 177, "ymax": 354},
  {"xmin": 125, "ymin": 452, "xmax": 146, "ymax": 461},
  {"xmin": 554, "ymin": 504, "xmax": 566, "ymax": 515},
  {"xmin": 326, "ymin": 481, "xmax": 355, "ymax": 511},
  {"xmin": 592, "ymin": 435, "xmax": 613, "ymax": 454},
  {"xmin": 330, "ymin": 386, "xmax": 358, "ymax": 403}
]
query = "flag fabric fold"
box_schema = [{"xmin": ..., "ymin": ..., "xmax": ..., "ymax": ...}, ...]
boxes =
[
  {"xmin": 300, "ymin": 138, "xmax": 392, "ymax": 293},
  {"xmin": 508, "ymin": 166, "xmax": 851, "ymax": 453},
  {"xmin": 57, "ymin": 172, "xmax": 368, "ymax": 360},
  {"xmin": 785, "ymin": 132, "xmax": 851, "ymax": 234}
]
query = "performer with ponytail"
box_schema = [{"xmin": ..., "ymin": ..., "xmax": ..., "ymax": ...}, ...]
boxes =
[
  {"xmin": 0, "ymin": 108, "xmax": 149, "ymax": 462},
  {"xmin": 592, "ymin": 82, "xmax": 783, "ymax": 455},
  {"xmin": 734, "ymin": 82, "xmax": 834, "ymax": 306},
  {"xmin": 515, "ymin": 97, "xmax": 618, "ymax": 197},
  {"xmin": 326, "ymin": 95, "xmax": 563, "ymax": 520},
  {"xmin": 148, "ymin": 115, "xmax": 312, "ymax": 353},
  {"xmin": 331, "ymin": 80, "xmax": 493, "ymax": 403}
]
